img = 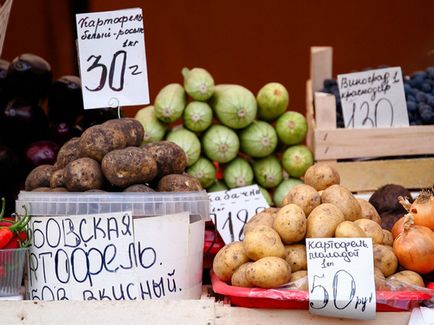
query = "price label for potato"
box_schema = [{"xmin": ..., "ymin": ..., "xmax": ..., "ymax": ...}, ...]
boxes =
[
  {"xmin": 75, "ymin": 8, "xmax": 150, "ymax": 109},
  {"xmin": 338, "ymin": 67, "xmax": 409, "ymax": 128},
  {"xmin": 208, "ymin": 185, "xmax": 269, "ymax": 244},
  {"xmin": 306, "ymin": 238, "xmax": 376, "ymax": 320}
]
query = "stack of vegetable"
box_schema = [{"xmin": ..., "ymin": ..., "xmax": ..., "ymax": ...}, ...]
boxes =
[
  {"xmin": 0, "ymin": 199, "xmax": 30, "ymax": 250},
  {"xmin": 134, "ymin": 67, "xmax": 314, "ymax": 205},
  {"xmin": 212, "ymin": 163, "xmax": 433, "ymax": 290}
]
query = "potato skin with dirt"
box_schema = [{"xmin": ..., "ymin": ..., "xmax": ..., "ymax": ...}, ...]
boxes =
[
  {"xmin": 54, "ymin": 137, "xmax": 81, "ymax": 169},
  {"xmin": 285, "ymin": 244, "xmax": 307, "ymax": 272},
  {"xmin": 79, "ymin": 124, "xmax": 127, "ymax": 161},
  {"xmin": 246, "ymin": 256, "xmax": 291, "ymax": 288},
  {"xmin": 157, "ymin": 174, "xmax": 202, "ymax": 192},
  {"xmin": 101, "ymin": 147, "xmax": 158, "ymax": 188},
  {"xmin": 63, "ymin": 157, "xmax": 104, "ymax": 191},
  {"xmin": 142, "ymin": 141, "xmax": 188, "ymax": 178},
  {"xmin": 373, "ymin": 244, "xmax": 398, "ymax": 277},
  {"xmin": 25, "ymin": 164, "xmax": 55, "ymax": 191},
  {"xmin": 103, "ymin": 118, "xmax": 144, "ymax": 147},
  {"xmin": 50, "ymin": 168, "xmax": 65, "ymax": 188},
  {"xmin": 213, "ymin": 241, "xmax": 250, "ymax": 282},
  {"xmin": 123, "ymin": 184, "xmax": 155, "ymax": 192}
]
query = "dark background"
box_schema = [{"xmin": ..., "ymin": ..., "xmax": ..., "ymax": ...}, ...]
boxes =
[{"xmin": 3, "ymin": 0, "xmax": 434, "ymax": 116}]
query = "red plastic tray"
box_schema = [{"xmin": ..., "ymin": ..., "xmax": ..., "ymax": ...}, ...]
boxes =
[
  {"xmin": 210, "ymin": 270, "xmax": 434, "ymax": 312},
  {"xmin": 203, "ymin": 228, "xmax": 224, "ymax": 255}
]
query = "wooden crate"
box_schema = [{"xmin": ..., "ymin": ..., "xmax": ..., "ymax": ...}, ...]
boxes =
[{"xmin": 306, "ymin": 47, "xmax": 434, "ymax": 192}]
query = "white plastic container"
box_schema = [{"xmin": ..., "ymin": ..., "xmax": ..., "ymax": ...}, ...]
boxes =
[
  {"xmin": 0, "ymin": 248, "xmax": 28, "ymax": 297},
  {"xmin": 16, "ymin": 191, "xmax": 210, "ymax": 301}
]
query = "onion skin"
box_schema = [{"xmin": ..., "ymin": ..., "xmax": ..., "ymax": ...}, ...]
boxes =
[
  {"xmin": 392, "ymin": 215, "xmax": 434, "ymax": 274},
  {"xmin": 409, "ymin": 190, "xmax": 434, "ymax": 231},
  {"xmin": 391, "ymin": 216, "xmax": 405, "ymax": 239}
]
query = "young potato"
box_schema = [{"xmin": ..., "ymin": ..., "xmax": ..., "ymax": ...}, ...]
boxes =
[
  {"xmin": 273, "ymin": 204, "xmax": 306, "ymax": 244},
  {"xmin": 79, "ymin": 124, "xmax": 127, "ymax": 161},
  {"xmin": 101, "ymin": 147, "xmax": 158, "ymax": 188},
  {"xmin": 246, "ymin": 256, "xmax": 291, "ymax": 288},
  {"xmin": 213, "ymin": 241, "xmax": 250, "ymax": 282},
  {"xmin": 357, "ymin": 198, "xmax": 381, "ymax": 224},
  {"xmin": 321, "ymin": 185, "xmax": 362, "ymax": 221},
  {"xmin": 230, "ymin": 262, "xmax": 254, "ymax": 288},
  {"xmin": 306, "ymin": 203, "xmax": 345, "ymax": 238},
  {"xmin": 63, "ymin": 157, "xmax": 104, "ymax": 191},
  {"xmin": 25, "ymin": 164, "xmax": 55, "ymax": 191},
  {"xmin": 374, "ymin": 267, "xmax": 386, "ymax": 290},
  {"xmin": 354, "ymin": 219, "xmax": 384, "ymax": 244},
  {"xmin": 288, "ymin": 270, "xmax": 308, "ymax": 290},
  {"xmin": 242, "ymin": 225, "xmax": 286, "ymax": 261},
  {"xmin": 244, "ymin": 210, "xmax": 277, "ymax": 234},
  {"xmin": 50, "ymin": 168, "xmax": 65, "ymax": 188},
  {"xmin": 387, "ymin": 270, "xmax": 425, "ymax": 288},
  {"xmin": 373, "ymin": 244, "xmax": 398, "ymax": 277},
  {"xmin": 382, "ymin": 229, "xmax": 393, "ymax": 246},
  {"xmin": 157, "ymin": 174, "xmax": 202, "ymax": 192},
  {"xmin": 303, "ymin": 163, "xmax": 340, "ymax": 191},
  {"xmin": 335, "ymin": 221, "xmax": 366, "ymax": 238},
  {"xmin": 285, "ymin": 244, "xmax": 307, "ymax": 272},
  {"xmin": 54, "ymin": 137, "xmax": 81, "ymax": 169},
  {"xmin": 282, "ymin": 184, "xmax": 320, "ymax": 216},
  {"xmin": 103, "ymin": 118, "xmax": 144, "ymax": 147}
]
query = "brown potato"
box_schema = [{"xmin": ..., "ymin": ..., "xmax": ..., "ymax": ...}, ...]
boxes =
[
  {"xmin": 63, "ymin": 157, "xmax": 104, "ymax": 191},
  {"xmin": 50, "ymin": 168, "xmax": 65, "ymax": 188},
  {"xmin": 31, "ymin": 187, "xmax": 51, "ymax": 192},
  {"xmin": 79, "ymin": 124, "xmax": 127, "ymax": 161},
  {"xmin": 273, "ymin": 204, "xmax": 306, "ymax": 244},
  {"xmin": 230, "ymin": 262, "xmax": 254, "ymax": 287},
  {"xmin": 54, "ymin": 137, "xmax": 81, "ymax": 169},
  {"xmin": 357, "ymin": 198, "xmax": 381, "ymax": 224},
  {"xmin": 103, "ymin": 118, "xmax": 144, "ymax": 147},
  {"xmin": 212, "ymin": 241, "xmax": 250, "ymax": 282},
  {"xmin": 123, "ymin": 184, "xmax": 155, "ymax": 192},
  {"xmin": 242, "ymin": 225, "xmax": 286, "ymax": 261},
  {"xmin": 285, "ymin": 244, "xmax": 307, "ymax": 272},
  {"xmin": 354, "ymin": 219, "xmax": 384, "ymax": 244},
  {"xmin": 373, "ymin": 244, "xmax": 398, "ymax": 277},
  {"xmin": 246, "ymin": 256, "xmax": 291, "ymax": 288},
  {"xmin": 303, "ymin": 163, "xmax": 340, "ymax": 191},
  {"xmin": 335, "ymin": 221, "xmax": 366, "ymax": 238},
  {"xmin": 306, "ymin": 203, "xmax": 345, "ymax": 238},
  {"xmin": 25, "ymin": 164, "xmax": 55, "ymax": 191},
  {"xmin": 101, "ymin": 147, "xmax": 158, "ymax": 188},
  {"xmin": 244, "ymin": 210, "xmax": 277, "ymax": 234},
  {"xmin": 382, "ymin": 229, "xmax": 393, "ymax": 246},
  {"xmin": 387, "ymin": 270, "xmax": 425, "ymax": 288},
  {"xmin": 288, "ymin": 270, "xmax": 308, "ymax": 290},
  {"xmin": 282, "ymin": 184, "xmax": 320, "ymax": 216},
  {"xmin": 374, "ymin": 267, "xmax": 386, "ymax": 290},
  {"xmin": 142, "ymin": 141, "xmax": 188, "ymax": 179},
  {"xmin": 321, "ymin": 185, "xmax": 362, "ymax": 221},
  {"xmin": 50, "ymin": 187, "xmax": 68, "ymax": 192},
  {"xmin": 157, "ymin": 174, "xmax": 202, "ymax": 192}
]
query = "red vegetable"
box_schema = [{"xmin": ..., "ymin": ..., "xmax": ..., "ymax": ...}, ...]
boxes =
[{"xmin": 0, "ymin": 198, "xmax": 31, "ymax": 249}]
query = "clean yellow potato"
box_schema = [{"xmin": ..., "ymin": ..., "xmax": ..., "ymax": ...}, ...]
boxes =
[
  {"xmin": 357, "ymin": 198, "xmax": 381, "ymax": 225},
  {"xmin": 282, "ymin": 184, "xmax": 321, "ymax": 216},
  {"xmin": 243, "ymin": 225, "xmax": 286, "ymax": 261},
  {"xmin": 382, "ymin": 229, "xmax": 393, "ymax": 246},
  {"xmin": 354, "ymin": 219, "xmax": 384, "ymax": 244},
  {"xmin": 373, "ymin": 244, "xmax": 398, "ymax": 277},
  {"xmin": 246, "ymin": 256, "xmax": 291, "ymax": 288},
  {"xmin": 335, "ymin": 221, "xmax": 366, "ymax": 238},
  {"xmin": 273, "ymin": 204, "xmax": 306, "ymax": 244},
  {"xmin": 321, "ymin": 185, "xmax": 362, "ymax": 221},
  {"xmin": 244, "ymin": 209, "xmax": 278, "ymax": 234},
  {"xmin": 285, "ymin": 244, "xmax": 307, "ymax": 272},
  {"xmin": 213, "ymin": 241, "xmax": 250, "ymax": 282},
  {"xmin": 231, "ymin": 262, "xmax": 254, "ymax": 288},
  {"xmin": 303, "ymin": 163, "xmax": 340, "ymax": 191},
  {"xmin": 387, "ymin": 270, "xmax": 425, "ymax": 288},
  {"xmin": 306, "ymin": 203, "xmax": 345, "ymax": 238},
  {"xmin": 288, "ymin": 270, "xmax": 308, "ymax": 291}
]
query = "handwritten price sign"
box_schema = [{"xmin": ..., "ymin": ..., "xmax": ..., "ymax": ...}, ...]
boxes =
[
  {"xmin": 306, "ymin": 238, "xmax": 376, "ymax": 320},
  {"xmin": 338, "ymin": 67, "xmax": 409, "ymax": 128},
  {"xmin": 76, "ymin": 8, "xmax": 150, "ymax": 109}
]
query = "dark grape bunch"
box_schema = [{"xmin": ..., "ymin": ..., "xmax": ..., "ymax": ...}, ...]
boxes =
[{"xmin": 320, "ymin": 66, "xmax": 434, "ymax": 127}]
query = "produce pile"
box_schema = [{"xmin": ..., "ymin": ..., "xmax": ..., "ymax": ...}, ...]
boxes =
[
  {"xmin": 134, "ymin": 67, "xmax": 313, "ymax": 205},
  {"xmin": 212, "ymin": 163, "xmax": 434, "ymax": 291}
]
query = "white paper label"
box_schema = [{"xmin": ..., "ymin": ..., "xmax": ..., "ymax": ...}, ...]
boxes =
[
  {"xmin": 306, "ymin": 238, "xmax": 376, "ymax": 320},
  {"xmin": 208, "ymin": 185, "xmax": 269, "ymax": 244},
  {"xmin": 0, "ymin": 0, "xmax": 13, "ymax": 56},
  {"xmin": 338, "ymin": 67, "xmax": 409, "ymax": 128},
  {"xmin": 75, "ymin": 8, "xmax": 149, "ymax": 109}
]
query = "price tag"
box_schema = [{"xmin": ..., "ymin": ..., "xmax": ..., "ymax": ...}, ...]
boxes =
[
  {"xmin": 0, "ymin": 0, "xmax": 13, "ymax": 56},
  {"xmin": 306, "ymin": 238, "xmax": 376, "ymax": 320},
  {"xmin": 75, "ymin": 8, "xmax": 150, "ymax": 109},
  {"xmin": 338, "ymin": 67, "xmax": 409, "ymax": 128},
  {"xmin": 208, "ymin": 185, "xmax": 269, "ymax": 244}
]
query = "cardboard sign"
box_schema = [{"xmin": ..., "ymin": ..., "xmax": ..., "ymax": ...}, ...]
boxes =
[
  {"xmin": 306, "ymin": 238, "xmax": 376, "ymax": 320},
  {"xmin": 0, "ymin": 0, "xmax": 13, "ymax": 56},
  {"xmin": 208, "ymin": 185, "xmax": 270, "ymax": 244},
  {"xmin": 75, "ymin": 8, "xmax": 150, "ymax": 109},
  {"xmin": 338, "ymin": 67, "xmax": 409, "ymax": 128}
]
